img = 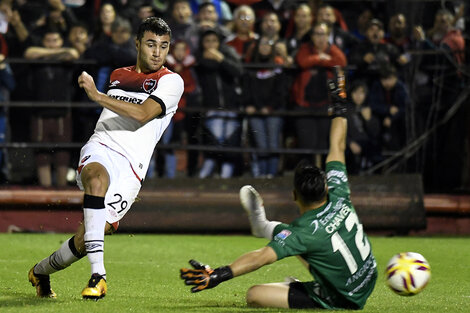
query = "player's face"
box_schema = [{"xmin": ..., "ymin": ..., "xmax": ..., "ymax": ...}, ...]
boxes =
[{"xmin": 136, "ymin": 31, "xmax": 170, "ymax": 73}]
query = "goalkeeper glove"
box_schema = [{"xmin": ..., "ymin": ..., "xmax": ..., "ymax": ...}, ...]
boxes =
[
  {"xmin": 180, "ymin": 259, "xmax": 233, "ymax": 293},
  {"xmin": 327, "ymin": 65, "xmax": 348, "ymax": 118}
]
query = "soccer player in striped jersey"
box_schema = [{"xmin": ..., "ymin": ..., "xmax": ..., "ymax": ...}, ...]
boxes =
[{"xmin": 29, "ymin": 17, "xmax": 183, "ymax": 300}]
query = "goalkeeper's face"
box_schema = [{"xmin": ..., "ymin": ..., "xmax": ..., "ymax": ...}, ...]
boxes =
[{"xmin": 136, "ymin": 31, "xmax": 170, "ymax": 73}]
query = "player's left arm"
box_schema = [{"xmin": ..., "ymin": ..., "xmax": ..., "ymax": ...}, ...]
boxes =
[
  {"xmin": 326, "ymin": 67, "xmax": 348, "ymax": 164},
  {"xmin": 325, "ymin": 117, "xmax": 347, "ymax": 164},
  {"xmin": 78, "ymin": 71, "xmax": 183, "ymax": 124}
]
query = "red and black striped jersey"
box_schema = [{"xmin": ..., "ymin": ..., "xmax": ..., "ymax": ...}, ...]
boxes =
[{"xmin": 88, "ymin": 66, "xmax": 184, "ymax": 179}]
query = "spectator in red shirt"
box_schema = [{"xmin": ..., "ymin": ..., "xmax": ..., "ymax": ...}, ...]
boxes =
[
  {"xmin": 225, "ymin": 5, "xmax": 257, "ymax": 59},
  {"xmin": 427, "ymin": 8, "xmax": 465, "ymax": 65},
  {"xmin": 291, "ymin": 22, "xmax": 347, "ymax": 166}
]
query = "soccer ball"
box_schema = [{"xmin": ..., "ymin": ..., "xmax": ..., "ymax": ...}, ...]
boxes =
[{"xmin": 385, "ymin": 252, "xmax": 431, "ymax": 296}]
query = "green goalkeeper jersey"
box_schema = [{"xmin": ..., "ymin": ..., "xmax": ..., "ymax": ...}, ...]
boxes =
[{"xmin": 267, "ymin": 161, "xmax": 377, "ymax": 309}]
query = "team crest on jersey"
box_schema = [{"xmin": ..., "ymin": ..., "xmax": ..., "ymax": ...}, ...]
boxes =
[
  {"xmin": 276, "ymin": 230, "xmax": 292, "ymax": 240},
  {"xmin": 109, "ymin": 80, "xmax": 120, "ymax": 87},
  {"xmin": 143, "ymin": 79, "xmax": 157, "ymax": 93}
]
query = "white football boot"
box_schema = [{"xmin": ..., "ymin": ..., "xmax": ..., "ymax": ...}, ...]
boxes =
[{"xmin": 239, "ymin": 185, "xmax": 268, "ymax": 238}]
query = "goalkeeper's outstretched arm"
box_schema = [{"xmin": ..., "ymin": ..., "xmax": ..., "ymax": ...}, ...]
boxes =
[
  {"xmin": 326, "ymin": 117, "xmax": 347, "ymax": 164},
  {"xmin": 180, "ymin": 247, "xmax": 277, "ymax": 292},
  {"xmin": 229, "ymin": 246, "xmax": 277, "ymax": 276},
  {"xmin": 326, "ymin": 66, "xmax": 348, "ymax": 164}
]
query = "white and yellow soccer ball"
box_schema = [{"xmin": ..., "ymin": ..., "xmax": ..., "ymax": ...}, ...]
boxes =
[{"xmin": 385, "ymin": 252, "xmax": 431, "ymax": 296}]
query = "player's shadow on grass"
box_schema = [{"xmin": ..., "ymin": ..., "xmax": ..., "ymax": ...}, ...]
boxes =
[
  {"xmin": 0, "ymin": 291, "xmax": 56, "ymax": 308},
  {"xmin": 160, "ymin": 301, "xmax": 292, "ymax": 312}
]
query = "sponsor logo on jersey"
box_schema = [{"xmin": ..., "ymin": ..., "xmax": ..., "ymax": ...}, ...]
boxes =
[
  {"xmin": 109, "ymin": 80, "xmax": 120, "ymax": 87},
  {"xmin": 276, "ymin": 229, "xmax": 292, "ymax": 240},
  {"xmin": 327, "ymin": 169, "xmax": 348, "ymax": 183},
  {"xmin": 81, "ymin": 155, "xmax": 91, "ymax": 164},
  {"xmin": 143, "ymin": 78, "xmax": 157, "ymax": 93},
  {"xmin": 109, "ymin": 94, "xmax": 143, "ymax": 104},
  {"xmin": 310, "ymin": 220, "xmax": 319, "ymax": 234}
]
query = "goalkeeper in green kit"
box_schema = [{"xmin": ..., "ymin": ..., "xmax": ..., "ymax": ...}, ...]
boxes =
[{"xmin": 180, "ymin": 67, "xmax": 378, "ymax": 310}]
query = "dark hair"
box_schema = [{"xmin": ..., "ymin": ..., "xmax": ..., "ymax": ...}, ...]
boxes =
[
  {"xmin": 317, "ymin": 4, "xmax": 334, "ymax": 11},
  {"xmin": 111, "ymin": 16, "xmax": 132, "ymax": 33},
  {"xmin": 199, "ymin": 1, "xmax": 216, "ymax": 11},
  {"xmin": 136, "ymin": 17, "xmax": 171, "ymax": 41},
  {"xmin": 349, "ymin": 79, "xmax": 368, "ymax": 95},
  {"xmin": 294, "ymin": 160, "xmax": 327, "ymax": 204},
  {"xmin": 261, "ymin": 10, "xmax": 280, "ymax": 23},
  {"xmin": 171, "ymin": 0, "xmax": 190, "ymax": 11},
  {"xmin": 199, "ymin": 27, "xmax": 221, "ymax": 41},
  {"xmin": 379, "ymin": 64, "xmax": 397, "ymax": 79},
  {"xmin": 42, "ymin": 26, "xmax": 63, "ymax": 38},
  {"xmin": 69, "ymin": 21, "xmax": 89, "ymax": 33}
]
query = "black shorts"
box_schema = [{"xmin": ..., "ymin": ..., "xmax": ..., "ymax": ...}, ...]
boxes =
[{"xmin": 288, "ymin": 282, "xmax": 324, "ymax": 309}]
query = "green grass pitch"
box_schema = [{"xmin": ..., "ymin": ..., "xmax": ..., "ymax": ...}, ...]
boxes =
[{"xmin": 1, "ymin": 234, "xmax": 469, "ymax": 312}]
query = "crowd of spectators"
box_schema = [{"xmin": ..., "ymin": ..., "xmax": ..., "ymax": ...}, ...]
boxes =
[{"xmin": 0, "ymin": 0, "xmax": 467, "ymax": 192}]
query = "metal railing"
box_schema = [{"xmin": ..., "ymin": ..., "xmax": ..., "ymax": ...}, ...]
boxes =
[{"xmin": 0, "ymin": 48, "xmax": 467, "ymax": 183}]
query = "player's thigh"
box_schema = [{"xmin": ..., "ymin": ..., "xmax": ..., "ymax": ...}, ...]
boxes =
[
  {"xmin": 246, "ymin": 282, "xmax": 290, "ymax": 308},
  {"xmin": 104, "ymin": 168, "xmax": 141, "ymax": 224}
]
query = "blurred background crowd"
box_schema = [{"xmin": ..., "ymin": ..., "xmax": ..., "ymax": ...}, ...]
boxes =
[{"xmin": 0, "ymin": 0, "xmax": 467, "ymax": 194}]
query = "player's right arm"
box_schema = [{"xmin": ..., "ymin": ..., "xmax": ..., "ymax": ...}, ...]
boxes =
[
  {"xmin": 78, "ymin": 71, "xmax": 183, "ymax": 124},
  {"xmin": 229, "ymin": 246, "xmax": 278, "ymax": 276},
  {"xmin": 180, "ymin": 247, "xmax": 277, "ymax": 293}
]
